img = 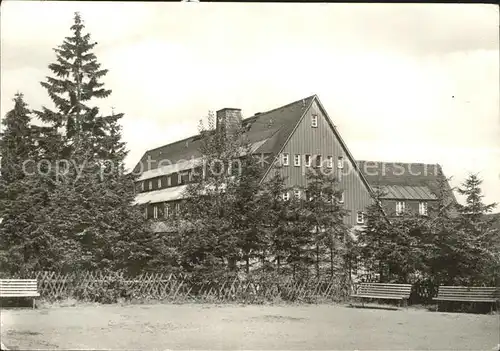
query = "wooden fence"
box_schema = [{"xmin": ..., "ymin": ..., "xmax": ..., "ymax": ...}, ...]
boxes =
[{"xmin": 8, "ymin": 271, "xmax": 350, "ymax": 303}]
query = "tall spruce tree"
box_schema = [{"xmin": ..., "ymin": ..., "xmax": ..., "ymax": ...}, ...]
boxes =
[
  {"xmin": 0, "ymin": 94, "xmax": 53, "ymax": 274},
  {"xmin": 31, "ymin": 12, "xmax": 152, "ymax": 273}
]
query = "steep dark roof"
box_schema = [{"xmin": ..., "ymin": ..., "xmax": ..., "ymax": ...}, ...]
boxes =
[
  {"xmin": 357, "ymin": 161, "xmax": 457, "ymax": 203},
  {"xmin": 133, "ymin": 95, "xmax": 316, "ymax": 174}
]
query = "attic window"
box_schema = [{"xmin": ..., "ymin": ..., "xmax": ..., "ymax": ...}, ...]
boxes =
[{"xmin": 311, "ymin": 115, "xmax": 318, "ymax": 128}]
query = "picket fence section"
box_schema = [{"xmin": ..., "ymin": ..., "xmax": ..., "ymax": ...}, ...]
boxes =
[{"xmin": 11, "ymin": 271, "xmax": 350, "ymax": 303}]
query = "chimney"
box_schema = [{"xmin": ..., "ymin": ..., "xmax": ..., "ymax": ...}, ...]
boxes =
[{"xmin": 216, "ymin": 108, "xmax": 242, "ymax": 137}]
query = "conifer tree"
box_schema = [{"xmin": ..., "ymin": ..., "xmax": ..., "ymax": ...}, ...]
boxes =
[
  {"xmin": 301, "ymin": 168, "xmax": 349, "ymax": 279},
  {"xmin": 30, "ymin": 12, "xmax": 151, "ymax": 273},
  {"xmin": 0, "ymin": 94, "xmax": 53, "ymax": 274}
]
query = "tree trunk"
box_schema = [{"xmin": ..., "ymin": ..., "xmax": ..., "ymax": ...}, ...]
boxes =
[
  {"xmin": 316, "ymin": 245, "xmax": 320, "ymax": 279},
  {"xmin": 330, "ymin": 244, "xmax": 334, "ymax": 279}
]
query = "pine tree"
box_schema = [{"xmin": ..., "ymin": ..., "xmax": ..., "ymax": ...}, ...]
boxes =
[
  {"xmin": 29, "ymin": 12, "xmax": 152, "ymax": 273},
  {"xmin": 259, "ymin": 168, "xmax": 305, "ymax": 276},
  {"xmin": 0, "ymin": 94, "xmax": 53, "ymax": 274},
  {"xmin": 0, "ymin": 93, "xmax": 34, "ymax": 183},
  {"xmin": 35, "ymin": 12, "xmax": 112, "ymax": 159}
]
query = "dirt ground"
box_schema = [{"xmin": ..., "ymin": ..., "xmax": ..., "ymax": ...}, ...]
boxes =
[{"xmin": 1, "ymin": 303, "xmax": 499, "ymax": 350}]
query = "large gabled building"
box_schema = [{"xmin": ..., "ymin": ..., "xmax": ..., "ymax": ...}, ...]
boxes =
[{"xmin": 133, "ymin": 95, "xmax": 375, "ymax": 228}]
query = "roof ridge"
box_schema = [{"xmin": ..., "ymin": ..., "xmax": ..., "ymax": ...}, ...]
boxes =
[
  {"xmin": 246, "ymin": 94, "xmax": 316, "ymax": 118},
  {"xmin": 145, "ymin": 95, "xmax": 317, "ymax": 153},
  {"xmin": 146, "ymin": 133, "xmax": 201, "ymax": 153}
]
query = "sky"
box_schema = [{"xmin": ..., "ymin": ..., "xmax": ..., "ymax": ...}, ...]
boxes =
[{"xmin": 1, "ymin": 1, "xmax": 499, "ymax": 209}]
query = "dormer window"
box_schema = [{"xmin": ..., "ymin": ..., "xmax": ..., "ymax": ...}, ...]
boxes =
[{"xmin": 311, "ymin": 114, "xmax": 318, "ymax": 128}]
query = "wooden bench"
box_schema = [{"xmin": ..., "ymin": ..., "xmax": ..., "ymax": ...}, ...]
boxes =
[
  {"xmin": 350, "ymin": 283, "xmax": 412, "ymax": 308},
  {"xmin": 433, "ymin": 286, "xmax": 500, "ymax": 312},
  {"xmin": 0, "ymin": 279, "xmax": 40, "ymax": 309}
]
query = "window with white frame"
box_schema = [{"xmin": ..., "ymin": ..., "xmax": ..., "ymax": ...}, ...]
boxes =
[
  {"xmin": 315, "ymin": 155, "xmax": 322, "ymax": 168},
  {"xmin": 294, "ymin": 189, "xmax": 301, "ymax": 199},
  {"xmin": 282, "ymin": 192, "xmax": 290, "ymax": 201},
  {"xmin": 294, "ymin": 154, "xmax": 301, "ymax": 167},
  {"xmin": 339, "ymin": 190, "xmax": 345, "ymax": 203},
  {"xmin": 282, "ymin": 153, "xmax": 289, "ymax": 166},
  {"xmin": 158, "ymin": 178, "xmax": 162, "ymax": 188},
  {"xmin": 153, "ymin": 205, "xmax": 158, "ymax": 219},
  {"xmin": 356, "ymin": 211, "xmax": 365, "ymax": 224},
  {"xmin": 419, "ymin": 201, "xmax": 428, "ymax": 216},
  {"xmin": 141, "ymin": 181, "xmax": 145, "ymax": 192},
  {"xmin": 337, "ymin": 156, "xmax": 344, "ymax": 169},
  {"xmin": 164, "ymin": 204, "xmax": 170, "ymax": 218},
  {"xmin": 175, "ymin": 202, "xmax": 181, "ymax": 214},
  {"xmin": 396, "ymin": 201, "xmax": 405, "ymax": 216},
  {"xmin": 305, "ymin": 154, "xmax": 311, "ymax": 167},
  {"xmin": 148, "ymin": 180, "xmax": 153, "ymax": 190},
  {"xmin": 311, "ymin": 114, "xmax": 318, "ymax": 128},
  {"xmin": 167, "ymin": 176, "xmax": 172, "ymax": 186},
  {"xmin": 327, "ymin": 156, "xmax": 333, "ymax": 168},
  {"xmin": 144, "ymin": 206, "xmax": 148, "ymax": 219}
]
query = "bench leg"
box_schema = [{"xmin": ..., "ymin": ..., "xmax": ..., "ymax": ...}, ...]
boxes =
[{"xmin": 32, "ymin": 298, "xmax": 35, "ymax": 309}]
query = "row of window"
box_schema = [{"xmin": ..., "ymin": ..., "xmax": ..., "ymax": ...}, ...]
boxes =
[
  {"xmin": 281, "ymin": 154, "xmax": 344, "ymax": 169},
  {"xmin": 139, "ymin": 162, "xmax": 243, "ymax": 193},
  {"xmin": 139, "ymin": 169, "xmax": 196, "ymax": 192},
  {"xmin": 146, "ymin": 202, "xmax": 182, "ymax": 220},
  {"xmin": 280, "ymin": 188, "xmax": 363, "ymax": 224},
  {"xmin": 396, "ymin": 201, "xmax": 428, "ymax": 216},
  {"xmin": 282, "ymin": 189, "xmax": 345, "ymax": 203}
]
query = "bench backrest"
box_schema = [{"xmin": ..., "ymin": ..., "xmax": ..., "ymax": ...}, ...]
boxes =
[
  {"xmin": 357, "ymin": 283, "xmax": 412, "ymax": 298},
  {"xmin": 0, "ymin": 279, "xmax": 38, "ymax": 296},
  {"xmin": 436, "ymin": 286, "xmax": 500, "ymax": 300}
]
